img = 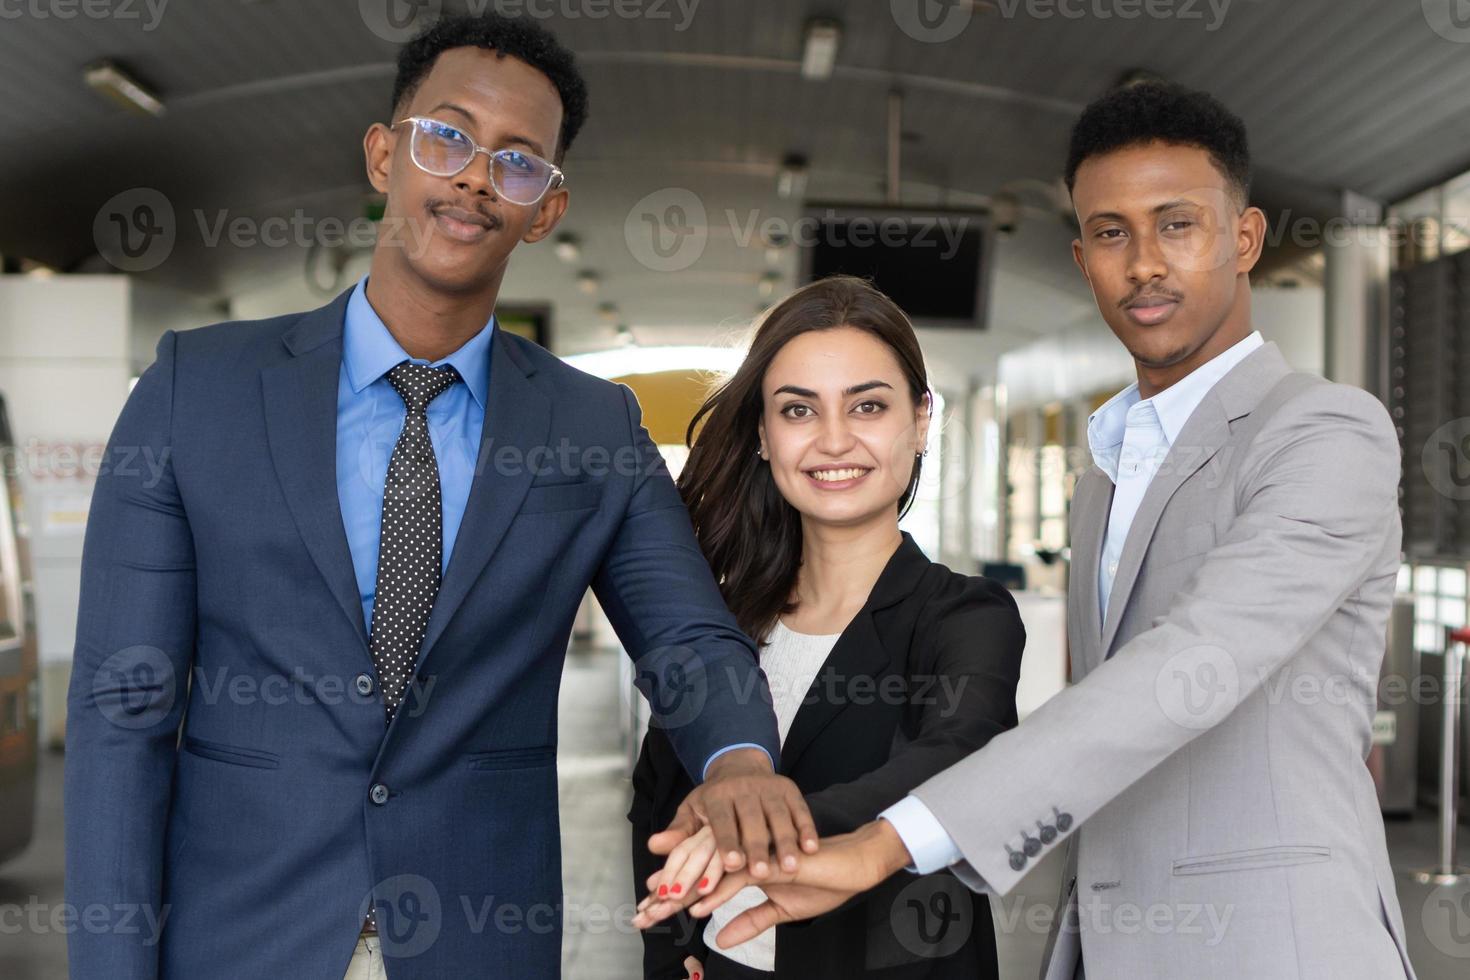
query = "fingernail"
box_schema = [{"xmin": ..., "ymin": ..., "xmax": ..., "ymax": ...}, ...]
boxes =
[
  {"xmin": 698, "ymin": 877, "xmax": 710, "ymax": 890},
  {"xmin": 754, "ymin": 861, "xmax": 768, "ymax": 876},
  {"xmin": 658, "ymin": 885, "xmax": 668, "ymax": 898},
  {"xmin": 671, "ymin": 883, "xmax": 682, "ymax": 895},
  {"xmin": 784, "ymin": 855, "xmax": 797, "ymax": 870}
]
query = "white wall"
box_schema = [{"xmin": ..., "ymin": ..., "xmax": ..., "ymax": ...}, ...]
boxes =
[
  {"xmin": 1253, "ymin": 286, "xmax": 1325, "ymax": 375},
  {"xmin": 0, "ymin": 275, "xmax": 135, "ymax": 744},
  {"xmin": 0, "ymin": 274, "xmax": 226, "ymax": 745}
]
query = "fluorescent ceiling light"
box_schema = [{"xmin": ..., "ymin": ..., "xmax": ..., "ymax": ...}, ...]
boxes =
[
  {"xmin": 778, "ymin": 155, "xmax": 809, "ymax": 200},
  {"xmin": 84, "ymin": 61, "xmax": 165, "ymax": 116},
  {"xmin": 562, "ymin": 345, "xmax": 747, "ymax": 380},
  {"xmin": 801, "ymin": 19, "xmax": 841, "ymax": 80}
]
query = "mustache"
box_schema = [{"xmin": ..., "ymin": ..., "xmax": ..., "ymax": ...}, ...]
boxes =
[
  {"xmin": 425, "ymin": 198, "xmax": 503, "ymax": 231},
  {"xmin": 1118, "ymin": 285, "xmax": 1185, "ymax": 309}
]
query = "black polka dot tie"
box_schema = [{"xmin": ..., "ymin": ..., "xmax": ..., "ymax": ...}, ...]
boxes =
[{"xmin": 369, "ymin": 361, "xmax": 460, "ymax": 723}]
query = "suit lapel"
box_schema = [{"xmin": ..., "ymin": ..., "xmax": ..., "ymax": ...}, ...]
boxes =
[
  {"xmin": 261, "ymin": 289, "xmax": 370, "ymax": 654},
  {"xmin": 410, "ymin": 329, "xmax": 550, "ymax": 672},
  {"xmin": 778, "ymin": 534, "xmax": 928, "ymax": 773},
  {"xmin": 1098, "ymin": 342, "xmax": 1290, "ymax": 657},
  {"xmin": 1068, "ymin": 465, "xmax": 1112, "ymax": 674}
]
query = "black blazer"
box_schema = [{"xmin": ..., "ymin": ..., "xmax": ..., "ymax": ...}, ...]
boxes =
[{"xmin": 628, "ymin": 532, "xmax": 1026, "ymax": 979}]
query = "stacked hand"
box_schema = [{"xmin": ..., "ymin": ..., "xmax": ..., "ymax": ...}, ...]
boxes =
[
  {"xmin": 649, "ymin": 747, "xmax": 819, "ymax": 881},
  {"xmin": 632, "ymin": 818, "xmax": 914, "ymax": 949}
]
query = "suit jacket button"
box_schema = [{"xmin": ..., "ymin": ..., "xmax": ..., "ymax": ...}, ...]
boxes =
[
  {"xmin": 356, "ymin": 674, "xmax": 375, "ymax": 696},
  {"xmin": 370, "ymin": 783, "xmax": 390, "ymax": 805},
  {"xmin": 1006, "ymin": 845, "xmax": 1027, "ymax": 871}
]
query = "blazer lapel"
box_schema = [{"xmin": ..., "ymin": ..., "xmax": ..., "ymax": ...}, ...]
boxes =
[
  {"xmin": 410, "ymin": 329, "xmax": 550, "ymax": 672},
  {"xmin": 778, "ymin": 612, "xmax": 889, "ymax": 773},
  {"xmin": 1067, "ymin": 465, "xmax": 1112, "ymax": 674},
  {"xmin": 1098, "ymin": 342, "xmax": 1290, "ymax": 657},
  {"xmin": 261, "ymin": 288, "xmax": 370, "ymax": 653},
  {"xmin": 778, "ymin": 534, "xmax": 928, "ymax": 773}
]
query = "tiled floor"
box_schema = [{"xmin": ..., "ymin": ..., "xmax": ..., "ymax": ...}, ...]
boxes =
[{"xmin": 6, "ymin": 644, "xmax": 1469, "ymax": 978}]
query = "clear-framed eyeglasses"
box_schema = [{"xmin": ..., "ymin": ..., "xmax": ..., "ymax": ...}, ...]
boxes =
[{"xmin": 392, "ymin": 115, "xmax": 565, "ymax": 206}]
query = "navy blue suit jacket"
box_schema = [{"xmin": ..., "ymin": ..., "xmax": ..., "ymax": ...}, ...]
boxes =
[{"xmin": 63, "ymin": 286, "xmax": 781, "ymax": 979}]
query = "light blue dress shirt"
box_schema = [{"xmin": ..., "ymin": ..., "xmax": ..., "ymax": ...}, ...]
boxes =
[
  {"xmin": 877, "ymin": 331, "xmax": 1265, "ymax": 878},
  {"xmin": 335, "ymin": 277, "xmax": 766, "ymax": 780},
  {"xmin": 336, "ymin": 276, "xmax": 492, "ymax": 635},
  {"xmin": 1089, "ymin": 331, "xmax": 1263, "ymax": 621}
]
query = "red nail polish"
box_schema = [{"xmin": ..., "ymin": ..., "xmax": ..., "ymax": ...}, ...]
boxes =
[
  {"xmin": 658, "ymin": 885, "xmax": 668, "ymax": 898},
  {"xmin": 671, "ymin": 883, "xmax": 682, "ymax": 894},
  {"xmin": 698, "ymin": 877, "xmax": 709, "ymax": 889}
]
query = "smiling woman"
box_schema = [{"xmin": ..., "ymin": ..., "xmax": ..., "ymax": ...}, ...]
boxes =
[
  {"xmin": 628, "ymin": 276, "xmax": 1023, "ymax": 979},
  {"xmin": 675, "ymin": 275, "xmax": 934, "ymax": 644}
]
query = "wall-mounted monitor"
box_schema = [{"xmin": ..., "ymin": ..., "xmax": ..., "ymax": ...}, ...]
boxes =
[{"xmin": 796, "ymin": 202, "xmax": 995, "ymax": 330}]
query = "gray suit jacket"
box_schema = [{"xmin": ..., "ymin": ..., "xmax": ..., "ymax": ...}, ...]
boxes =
[{"xmin": 911, "ymin": 342, "xmax": 1416, "ymax": 979}]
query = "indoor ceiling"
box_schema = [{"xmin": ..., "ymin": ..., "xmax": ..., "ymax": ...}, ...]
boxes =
[{"xmin": 2, "ymin": 0, "xmax": 1468, "ymax": 355}]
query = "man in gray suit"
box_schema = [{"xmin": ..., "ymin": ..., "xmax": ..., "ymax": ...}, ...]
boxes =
[{"xmin": 634, "ymin": 83, "xmax": 1416, "ymax": 979}]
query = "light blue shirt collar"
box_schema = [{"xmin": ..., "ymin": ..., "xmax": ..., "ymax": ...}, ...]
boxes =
[
  {"xmin": 1087, "ymin": 331, "xmax": 1264, "ymax": 481},
  {"xmin": 342, "ymin": 276, "xmax": 493, "ymax": 409}
]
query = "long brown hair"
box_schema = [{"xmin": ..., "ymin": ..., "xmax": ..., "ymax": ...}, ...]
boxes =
[{"xmin": 676, "ymin": 275, "xmax": 931, "ymax": 645}]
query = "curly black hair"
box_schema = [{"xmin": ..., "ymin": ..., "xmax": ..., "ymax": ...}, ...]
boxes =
[
  {"xmin": 1065, "ymin": 82, "xmax": 1250, "ymax": 207},
  {"xmin": 391, "ymin": 12, "xmax": 589, "ymax": 162}
]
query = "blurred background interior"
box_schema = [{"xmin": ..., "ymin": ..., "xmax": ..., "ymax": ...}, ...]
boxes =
[{"xmin": 2, "ymin": 1, "xmax": 1470, "ymax": 977}]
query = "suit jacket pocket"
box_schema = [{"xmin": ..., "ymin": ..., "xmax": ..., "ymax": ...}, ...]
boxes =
[
  {"xmin": 1172, "ymin": 843, "xmax": 1330, "ymax": 876},
  {"xmin": 518, "ymin": 480, "xmax": 603, "ymax": 515},
  {"xmin": 182, "ymin": 735, "xmax": 281, "ymax": 769},
  {"xmin": 466, "ymin": 745, "xmax": 557, "ymax": 771}
]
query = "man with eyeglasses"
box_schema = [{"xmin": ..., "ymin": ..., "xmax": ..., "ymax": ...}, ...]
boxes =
[{"xmin": 64, "ymin": 12, "xmax": 810, "ymax": 980}]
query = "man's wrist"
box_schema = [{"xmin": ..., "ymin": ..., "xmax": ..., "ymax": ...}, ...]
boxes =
[
  {"xmin": 870, "ymin": 818, "xmax": 916, "ymax": 879},
  {"xmin": 704, "ymin": 746, "xmax": 772, "ymax": 780}
]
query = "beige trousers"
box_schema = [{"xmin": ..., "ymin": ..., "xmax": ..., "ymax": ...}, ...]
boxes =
[{"xmin": 342, "ymin": 934, "xmax": 388, "ymax": 980}]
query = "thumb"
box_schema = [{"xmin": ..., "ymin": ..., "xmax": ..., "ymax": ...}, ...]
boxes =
[
  {"xmin": 648, "ymin": 805, "xmax": 700, "ymax": 854},
  {"xmin": 715, "ymin": 900, "xmax": 785, "ymax": 948},
  {"xmin": 683, "ymin": 955, "xmax": 703, "ymax": 980}
]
